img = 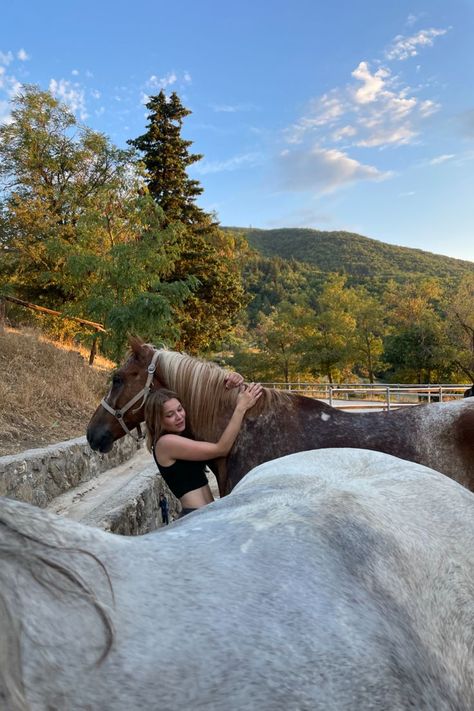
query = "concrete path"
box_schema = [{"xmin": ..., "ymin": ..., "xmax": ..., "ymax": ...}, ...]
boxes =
[
  {"xmin": 47, "ymin": 446, "xmax": 220, "ymax": 533},
  {"xmin": 47, "ymin": 447, "xmax": 155, "ymax": 521}
]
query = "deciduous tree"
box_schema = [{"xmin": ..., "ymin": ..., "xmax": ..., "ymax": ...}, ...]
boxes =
[
  {"xmin": 300, "ymin": 274, "xmax": 357, "ymax": 383},
  {"xmin": 0, "ymin": 86, "xmax": 192, "ymax": 357}
]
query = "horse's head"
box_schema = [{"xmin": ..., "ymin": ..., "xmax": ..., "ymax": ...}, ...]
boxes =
[{"xmin": 87, "ymin": 338, "xmax": 164, "ymax": 453}]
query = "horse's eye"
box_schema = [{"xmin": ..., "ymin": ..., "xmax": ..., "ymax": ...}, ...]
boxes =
[{"xmin": 112, "ymin": 374, "xmax": 123, "ymax": 386}]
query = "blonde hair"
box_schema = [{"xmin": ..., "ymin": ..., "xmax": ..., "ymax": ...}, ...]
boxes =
[{"xmin": 144, "ymin": 388, "xmax": 193, "ymax": 452}]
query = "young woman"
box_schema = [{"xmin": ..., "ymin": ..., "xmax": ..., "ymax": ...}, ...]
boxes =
[{"xmin": 145, "ymin": 379, "xmax": 262, "ymax": 517}]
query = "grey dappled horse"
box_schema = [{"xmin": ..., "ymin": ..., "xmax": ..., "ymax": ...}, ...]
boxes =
[{"xmin": 2, "ymin": 448, "xmax": 474, "ymax": 710}]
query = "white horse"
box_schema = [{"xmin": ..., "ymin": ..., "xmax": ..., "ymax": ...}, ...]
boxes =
[{"xmin": 2, "ymin": 449, "xmax": 474, "ymax": 710}]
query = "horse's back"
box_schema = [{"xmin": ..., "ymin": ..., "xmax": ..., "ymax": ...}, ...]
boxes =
[
  {"xmin": 112, "ymin": 449, "xmax": 474, "ymax": 709},
  {"xmin": 2, "ymin": 449, "xmax": 474, "ymax": 710}
]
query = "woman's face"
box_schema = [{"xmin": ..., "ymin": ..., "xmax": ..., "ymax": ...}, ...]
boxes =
[{"xmin": 161, "ymin": 398, "xmax": 186, "ymax": 433}]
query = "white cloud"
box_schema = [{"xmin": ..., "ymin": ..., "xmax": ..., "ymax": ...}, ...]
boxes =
[
  {"xmin": 147, "ymin": 72, "xmax": 177, "ymax": 90},
  {"xmin": 352, "ymin": 62, "xmax": 389, "ymax": 104},
  {"xmin": 287, "ymin": 92, "xmax": 346, "ymax": 143},
  {"xmin": 184, "ymin": 71, "xmax": 192, "ymax": 83},
  {"xmin": 17, "ymin": 48, "xmax": 29, "ymax": 61},
  {"xmin": 71, "ymin": 69, "xmax": 79, "ymax": 76},
  {"xmin": 49, "ymin": 78, "xmax": 88, "ymax": 120},
  {"xmin": 0, "ymin": 51, "xmax": 13, "ymax": 65},
  {"xmin": 212, "ymin": 102, "xmax": 257, "ymax": 113},
  {"xmin": 277, "ymin": 146, "xmax": 392, "ymax": 194},
  {"xmin": 385, "ymin": 27, "xmax": 449, "ymax": 61},
  {"xmin": 356, "ymin": 125, "xmax": 416, "ymax": 148},
  {"xmin": 8, "ymin": 79, "xmax": 22, "ymax": 99},
  {"xmin": 289, "ymin": 59, "xmax": 438, "ymax": 151},
  {"xmin": 212, "ymin": 104, "xmax": 240, "ymax": 113},
  {"xmin": 91, "ymin": 89, "xmax": 101, "ymax": 99},
  {"xmin": 429, "ymin": 154, "xmax": 455, "ymax": 165},
  {"xmin": 418, "ymin": 99, "xmax": 439, "ymax": 117},
  {"xmin": 195, "ymin": 152, "xmax": 263, "ymax": 175},
  {"xmin": 331, "ymin": 125, "xmax": 357, "ymax": 142},
  {"xmin": 0, "ymin": 99, "xmax": 11, "ymax": 125}
]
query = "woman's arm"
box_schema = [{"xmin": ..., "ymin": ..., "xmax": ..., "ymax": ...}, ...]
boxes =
[{"xmin": 156, "ymin": 383, "xmax": 263, "ymax": 462}]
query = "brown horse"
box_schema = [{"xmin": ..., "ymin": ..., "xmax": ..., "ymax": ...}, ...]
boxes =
[{"xmin": 87, "ymin": 338, "xmax": 474, "ymax": 495}]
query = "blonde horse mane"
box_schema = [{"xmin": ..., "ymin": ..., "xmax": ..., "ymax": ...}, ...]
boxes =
[{"xmin": 153, "ymin": 349, "xmax": 293, "ymax": 441}]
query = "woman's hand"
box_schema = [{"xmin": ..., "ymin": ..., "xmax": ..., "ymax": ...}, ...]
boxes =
[
  {"xmin": 224, "ymin": 371, "xmax": 245, "ymax": 389},
  {"xmin": 236, "ymin": 383, "xmax": 263, "ymax": 412}
]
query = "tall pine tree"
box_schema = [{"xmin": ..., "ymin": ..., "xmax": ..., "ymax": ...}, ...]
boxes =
[
  {"xmin": 129, "ymin": 91, "xmax": 246, "ymax": 353},
  {"xmin": 128, "ymin": 91, "xmax": 207, "ymax": 226}
]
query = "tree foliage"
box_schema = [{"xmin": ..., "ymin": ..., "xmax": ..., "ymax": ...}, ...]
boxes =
[
  {"xmin": 299, "ymin": 274, "xmax": 357, "ymax": 383},
  {"xmin": 444, "ymin": 275, "xmax": 474, "ymax": 381},
  {"xmin": 0, "ymin": 86, "xmax": 194, "ymax": 357},
  {"xmin": 128, "ymin": 91, "xmax": 206, "ymax": 226},
  {"xmin": 129, "ymin": 91, "xmax": 247, "ymax": 353},
  {"xmin": 350, "ymin": 286, "xmax": 388, "ymax": 383},
  {"xmin": 382, "ymin": 279, "xmax": 453, "ymax": 383}
]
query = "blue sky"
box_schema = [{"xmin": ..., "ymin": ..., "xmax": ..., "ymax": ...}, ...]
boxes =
[{"xmin": 1, "ymin": 0, "xmax": 473, "ymax": 261}]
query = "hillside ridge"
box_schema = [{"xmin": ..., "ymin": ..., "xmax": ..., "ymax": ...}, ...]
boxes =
[{"xmin": 226, "ymin": 226, "xmax": 473, "ymax": 283}]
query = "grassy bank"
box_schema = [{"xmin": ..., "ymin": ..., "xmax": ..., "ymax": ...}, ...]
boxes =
[{"xmin": 0, "ymin": 328, "xmax": 113, "ymax": 456}]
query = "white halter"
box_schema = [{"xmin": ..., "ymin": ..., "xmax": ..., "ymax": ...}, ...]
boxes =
[{"xmin": 100, "ymin": 348, "xmax": 160, "ymax": 442}]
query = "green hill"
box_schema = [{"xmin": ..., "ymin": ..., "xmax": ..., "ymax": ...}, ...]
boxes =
[{"xmin": 227, "ymin": 227, "xmax": 474, "ymax": 286}]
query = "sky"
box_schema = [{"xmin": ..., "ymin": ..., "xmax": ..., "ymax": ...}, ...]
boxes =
[{"xmin": 1, "ymin": 0, "xmax": 473, "ymax": 262}]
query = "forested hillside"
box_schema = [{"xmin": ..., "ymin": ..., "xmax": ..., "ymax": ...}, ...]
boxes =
[{"xmin": 228, "ymin": 227, "xmax": 474, "ymax": 291}]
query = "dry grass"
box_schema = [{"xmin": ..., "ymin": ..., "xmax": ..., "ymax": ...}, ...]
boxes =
[{"xmin": 0, "ymin": 327, "xmax": 114, "ymax": 456}]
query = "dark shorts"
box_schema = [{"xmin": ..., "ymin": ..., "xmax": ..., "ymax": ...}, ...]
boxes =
[{"xmin": 178, "ymin": 507, "xmax": 198, "ymax": 518}]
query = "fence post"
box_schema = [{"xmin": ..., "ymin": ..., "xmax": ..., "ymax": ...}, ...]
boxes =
[
  {"xmin": 89, "ymin": 332, "xmax": 98, "ymax": 366},
  {"xmin": 0, "ymin": 298, "xmax": 5, "ymax": 333},
  {"xmin": 329, "ymin": 386, "xmax": 333, "ymax": 407},
  {"xmin": 386, "ymin": 387, "xmax": 391, "ymax": 412}
]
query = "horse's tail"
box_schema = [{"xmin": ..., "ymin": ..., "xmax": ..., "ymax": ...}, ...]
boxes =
[
  {"xmin": 0, "ymin": 589, "xmax": 27, "ymax": 711},
  {"xmin": 0, "ymin": 498, "xmax": 115, "ymax": 708}
]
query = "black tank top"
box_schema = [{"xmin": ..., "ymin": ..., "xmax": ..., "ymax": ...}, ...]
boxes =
[{"xmin": 152, "ymin": 448, "xmax": 209, "ymax": 499}]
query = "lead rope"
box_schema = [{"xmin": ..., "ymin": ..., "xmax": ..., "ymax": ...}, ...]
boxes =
[{"xmin": 100, "ymin": 349, "xmax": 161, "ymax": 443}]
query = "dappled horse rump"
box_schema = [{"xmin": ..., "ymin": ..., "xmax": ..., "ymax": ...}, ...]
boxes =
[{"xmin": 1, "ymin": 448, "xmax": 474, "ymax": 709}]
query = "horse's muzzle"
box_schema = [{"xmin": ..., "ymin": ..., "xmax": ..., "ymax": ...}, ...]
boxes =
[{"xmin": 86, "ymin": 425, "xmax": 115, "ymax": 453}]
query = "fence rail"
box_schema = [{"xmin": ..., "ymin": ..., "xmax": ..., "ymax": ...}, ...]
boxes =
[{"xmin": 260, "ymin": 383, "xmax": 471, "ymax": 411}]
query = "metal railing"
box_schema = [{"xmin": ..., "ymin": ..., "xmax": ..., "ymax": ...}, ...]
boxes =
[{"xmin": 260, "ymin": 383, "xmax": 471, "ymax": 411}]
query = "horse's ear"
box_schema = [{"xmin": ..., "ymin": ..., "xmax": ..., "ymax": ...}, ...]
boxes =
[{"xmin": 128, "ymin": 335, "xmax": 145, "ymax": 358}]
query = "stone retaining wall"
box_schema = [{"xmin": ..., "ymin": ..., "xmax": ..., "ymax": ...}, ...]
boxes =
[
  {"xmin": 79, "ymin": 465, "xmax": 178, "ymax": 535},
  {"xmin": 0, "ymin": 436, "xmax": 140, "ymax": 508}
]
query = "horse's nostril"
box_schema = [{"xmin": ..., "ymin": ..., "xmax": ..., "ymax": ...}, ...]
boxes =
[{"xmin": 87, "ymin": 426, "xmax": 113, "ymax": 453}]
